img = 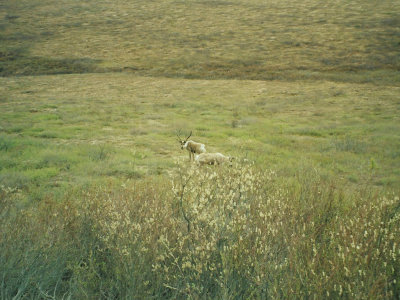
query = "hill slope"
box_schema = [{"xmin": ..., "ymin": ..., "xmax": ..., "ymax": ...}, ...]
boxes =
[{"xmin": 1, "ymin": 0, "xmax": 399, "ymax": 82}]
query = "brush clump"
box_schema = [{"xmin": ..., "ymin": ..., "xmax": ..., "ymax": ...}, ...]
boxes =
[{"xmin": 1, "ymin": 161, "xmax": 398, "ymax": 299}]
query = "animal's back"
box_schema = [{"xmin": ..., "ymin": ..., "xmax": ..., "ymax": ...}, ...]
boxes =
[
  {"xmin": 187, "ymin": 140, "xmax": 206, "ymax": 153},
  {"xmin": 195, "ymin": 153, "xmax": 216, "ymax": 165}
]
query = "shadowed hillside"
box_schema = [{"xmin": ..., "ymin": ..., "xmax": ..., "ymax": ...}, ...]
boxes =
[{"xmin": 1, "ymin": 0, "xmax": 399, "ymax": 82}]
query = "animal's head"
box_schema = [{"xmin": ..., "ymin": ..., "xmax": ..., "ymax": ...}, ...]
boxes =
[{"xmin": 176, "ymin": 130, "xmax": 192, "ymax": 150}]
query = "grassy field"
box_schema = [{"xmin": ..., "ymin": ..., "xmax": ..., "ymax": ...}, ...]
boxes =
[
  {"xmin": 1, "ymin": 74, "xmax": 399, "ymax": 192},
  {"xmin": 1, "ymin": 0, "xmax": 400, "ymax": 298}
]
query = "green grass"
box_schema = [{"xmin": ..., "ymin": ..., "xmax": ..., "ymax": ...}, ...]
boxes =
[
  {"xmin": 0, "ymin": 0, "xmax": 399, "ymax": 298},
  {"xmin": 0, "ymin": 73, "xmax": 399, "ymax": 195}
]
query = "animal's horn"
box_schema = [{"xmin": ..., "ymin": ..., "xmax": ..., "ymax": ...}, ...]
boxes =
[
  {"xmin": 176, "ymin": 130, "xmax": 182, "ymax": 141},
  {"xmin": 186, "ymin": 131, "xmax": 192, "ymax": 141}
]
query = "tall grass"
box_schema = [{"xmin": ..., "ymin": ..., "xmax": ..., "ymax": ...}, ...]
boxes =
[{"xmin": 1, "ymin": 161, "xmax": 398, "ymax": 299}]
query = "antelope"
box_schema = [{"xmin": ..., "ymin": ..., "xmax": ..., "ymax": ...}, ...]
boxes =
[
  {"xmin": 177, "ymin": 131, "xmax": 206, "ymax": 161},
  {"xmin": 195, "ymin": 152, "xmax": 234, "ymax": 166}
]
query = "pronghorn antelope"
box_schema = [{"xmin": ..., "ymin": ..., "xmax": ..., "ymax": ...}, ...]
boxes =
[
  {"xmin": 195, "ymin": 152, "xmax": 234, "ymax": 166},
  {"xmin": 177, "ymin": 131, "xmax": 206, "ymax": 161}
]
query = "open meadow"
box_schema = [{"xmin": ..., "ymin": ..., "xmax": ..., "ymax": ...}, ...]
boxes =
[{"xmin": 1, "ymin": 0, "xmax": 400, "ymax": 298}]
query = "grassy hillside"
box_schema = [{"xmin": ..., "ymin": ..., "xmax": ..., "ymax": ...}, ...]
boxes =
[
  {"xmin": 0, "ymin": 0, "xmax": 399, "ymax": 298},
  {"xmin": 1, "ymin": 0, "xmax": 399, "ymax": 82}
]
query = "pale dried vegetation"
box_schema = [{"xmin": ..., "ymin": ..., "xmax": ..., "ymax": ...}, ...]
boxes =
[{"xmin": 1, "ymin": 160, "xmax": 398, "ymax": 298}]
